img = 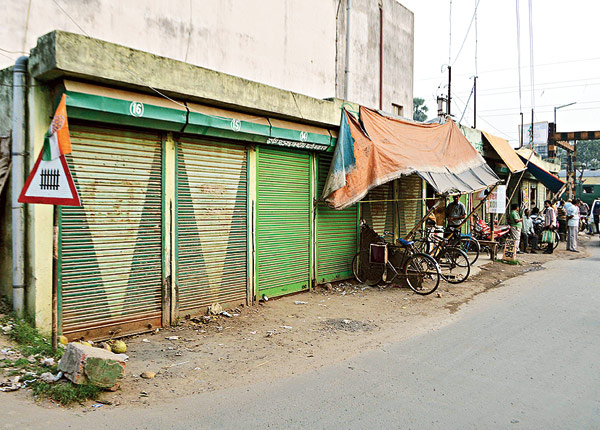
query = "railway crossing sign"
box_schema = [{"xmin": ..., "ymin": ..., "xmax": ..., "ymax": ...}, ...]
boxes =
[{"xmin": 18, "ymin": 147, "xmax": 81, "ymax": 206}]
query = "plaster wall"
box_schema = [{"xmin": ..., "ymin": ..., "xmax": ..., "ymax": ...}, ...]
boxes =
[
  {"xmin": 1, "ymin": 0, "xmax": 337, "ymax": 100},
  {"xmin": 2, "ymin": 0, "xmax": 413, "ymax": 109},
  {"xmin": 336, "ymin": 0, "xmax": 414, "ymax": 114},
  {"xmin": 0, "ymin": 68, "xmax": 13, "ymax": 303}
]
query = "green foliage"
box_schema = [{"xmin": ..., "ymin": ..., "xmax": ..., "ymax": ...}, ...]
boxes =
[
  {"xmin": 30, "ymin": 380, "xmax": 101, "ymax": 406},
  {"xmin": 413, "ymin": 97, "xmax": 429, "ymax": 122},
  {"xmin": 575, "ymin": 139, "xmax": 600, "ymax": 170},
  {"xmin": 0, "ymin": 315, "xmax": 101, "ymax": 405},
  {"xmin": 1, "ymin": 315, "xmax": 63, "ymax": 360}
]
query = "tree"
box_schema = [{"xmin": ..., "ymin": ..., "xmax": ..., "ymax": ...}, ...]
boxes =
[{"xmin": 413, "ymin": 97, "xmax": 429, "ymax": 122}]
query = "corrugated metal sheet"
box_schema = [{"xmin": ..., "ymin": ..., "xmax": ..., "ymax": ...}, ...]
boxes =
[
  {"xmin": 398, "ymin": 175, "xmax": 424, "ymax": 238},
  {"xmin": 316, "ymin": 153, "xmax": 357, "ymax": 283},
  {"xmin": 362, "ymin": 183, "xmax": 394, "ymax": 236},
  {"xmin": 59, "ymin": 125, "xmax": 163, "ymax": 340},
  {"xmin": 176, "ymin": 138, "xmax": 248, "ymax": 313},
  {"xmin": 257, "ymin": 147, "xmax": 311, "ymax": 298}
]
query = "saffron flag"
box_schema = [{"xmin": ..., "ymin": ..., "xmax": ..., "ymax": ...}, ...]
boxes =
[{"xmin": 42, "ymin": 94, "xmax": 72, "ymax": 161}]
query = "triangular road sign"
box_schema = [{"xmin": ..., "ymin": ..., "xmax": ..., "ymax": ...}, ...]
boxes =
[{"xmin": 18, "ymin": 147, "xmax": 81, "ymax": 206}]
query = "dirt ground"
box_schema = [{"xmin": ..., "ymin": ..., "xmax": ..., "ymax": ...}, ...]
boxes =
[{"xmin": 1, "ymin": 236, "xmax": 593, "ymax": 410}]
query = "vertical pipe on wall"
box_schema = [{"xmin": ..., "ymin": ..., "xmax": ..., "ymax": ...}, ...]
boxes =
[
  {"xmin": 12, "ymin": 56, "xmax": 28, "ymax": 317},
  {"xmin": 379, "ymin": 5, "xmax": 383, "ymax": 110},
  {"xmin": 344, "ymin": 0, "xmax": 351, "ymax": 100}
]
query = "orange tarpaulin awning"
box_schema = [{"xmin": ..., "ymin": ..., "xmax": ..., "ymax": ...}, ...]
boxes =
[
  {"xmin": 481, "ymin": 131, "xmax": 526, "ymax": 173},
  {"xmin": 323, "ymin": 107, "xmax": 500, "ymax": 209}
]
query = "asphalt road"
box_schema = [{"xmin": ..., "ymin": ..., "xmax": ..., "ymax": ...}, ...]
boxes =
[{"xmin": 3, "ymin": 241, "xmax": 600, "ymax": 430}]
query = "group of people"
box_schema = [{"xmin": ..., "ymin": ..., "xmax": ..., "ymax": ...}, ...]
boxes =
[
  {"xmin": 444, "ymin": 193, "xmax": 587, "ymax": 257},
  {"xmin": 508, "ymin": 198, "xmax": 583, "ymax": 254}
]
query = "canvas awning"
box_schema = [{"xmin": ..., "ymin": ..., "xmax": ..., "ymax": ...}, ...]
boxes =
[
  {"xmin": 517, "ymin": 154, "xmax": 565, "ymax": 193},
  {"xmin": 481, "ymin": 131, "xmax": 526, "ymax": 173},
  {"xmin": 322, "ymin": 107, "xmax": 500, "ymax": 209}
]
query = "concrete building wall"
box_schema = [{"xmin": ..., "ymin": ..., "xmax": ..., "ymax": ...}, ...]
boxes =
[
  {"xmin": 336, "ymin": 0, "xmax": 414, "ymax": 114},
  {"xmin": 2, "ymin": 0, "xmax": 413, "ymax": 108}
]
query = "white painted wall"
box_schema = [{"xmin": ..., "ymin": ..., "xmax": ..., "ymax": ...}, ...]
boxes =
[{"xmin": 1, "ymin": 0, "xmax": 413, "ymax": 108}]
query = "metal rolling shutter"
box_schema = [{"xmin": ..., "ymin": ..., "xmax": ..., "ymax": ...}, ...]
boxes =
[
  {"xmin": 316, "ymin": 153, "xmax": 357, "ymax": 283},
  {"xmin": 257, "ymin": 147, "xmax": 311, "ymax": 298},
  {"xmin": 59, "ymin": 125, "xmax": 163, "ymax": 340},
  {"xmin": 362, "ymin": 182, "xmax": 394, "ymax": 236},
  {"xmin": 398, "ymin": 174, "xmax": 423, "ymax": 239},
  {"xmin": 176, "ymin": 138, "xmax": 248, "ymax": 313}
]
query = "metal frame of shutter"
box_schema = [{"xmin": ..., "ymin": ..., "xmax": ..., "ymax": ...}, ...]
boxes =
[
  {"xmin": 59, "ymin": 124, "xmax": 163, "ymax": 340},
  {"xmin": 397, "ymin": 175, "xmax": 424, "ymax": 238},
  {"xmin": 176, "ymin": 138, "xmax": 248, "ymax": 314},
  {"xmin": 316, "ymin": 153, "xmax": 357, "ymax": 283},
  {"xmin": 256, "ymin": 147, "xmax": 311, "ymax": 298}
]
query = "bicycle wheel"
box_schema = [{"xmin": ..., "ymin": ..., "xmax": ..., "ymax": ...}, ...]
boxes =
[
  {"xmin": 352, "ymin": 251, "xmax": 384, "ymax": 286},
  {"xmin": 403, "ymin": 253, "xmax": 440, "ymax": 295},
  {"xmin": 438, "ymin": 246, "xmax": 470, "ymax": 284},
  {"xmin": 552, "ymin": 231, "xmax": 560, "ymax": 250},
  {"xmin": 458, "ymin": 237, "xmax": 480, "ymax": 265}
]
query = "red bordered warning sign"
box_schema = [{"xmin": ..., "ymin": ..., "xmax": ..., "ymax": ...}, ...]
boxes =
[{"xmin": 18, "ymin": 147, "xmax": 81, "ymax": 206}]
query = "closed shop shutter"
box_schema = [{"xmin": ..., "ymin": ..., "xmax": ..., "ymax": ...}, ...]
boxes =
[
  {"xmin": 398, "ymin": 175, "xmax": 423, "ymax": 238},
  {"xmin": 59, "ymin": 125, "xmax": 163, "ymax": 340},
  {"xmin": 362, "ymin": 182, "xmax": 394, "ymax": 237},
  {"xmin": 316, "ymin": 153, "xmax": 357, "ymax": 283},
  {"xmin": 176, "ymin": 138, "xmax": 248, "ymax": 313},
  {"xmin": 257, "ymin": 147, "xmax": 311, "ymax": 298}
]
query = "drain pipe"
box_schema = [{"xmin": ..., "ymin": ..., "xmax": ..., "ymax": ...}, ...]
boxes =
[
  {"xmin": 344, "ymin": 0, "xmax": 351, "ymax": 100},
  {"xmin": 12, "ymin": 56, "xmax": 28, "ymax": 317}
]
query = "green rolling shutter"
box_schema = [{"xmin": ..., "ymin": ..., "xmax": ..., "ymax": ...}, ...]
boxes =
[
  {"xmin": 59, "ymin": 125, "xmax": 163, "ymax": 340},
  {"xmin": 257, "ymin": 147, "xmax": 311, "ymax": 298},
  {"xmin": 316, "ymin": 153, "xmax": 357, "ymax": 283},
  {"xmin": 362, "ymin": 182, "xmax": 394, "ymax": 237},
  {"xmin": 398, "ymin": 175, "xmax": 424, "ymax": 238},
  {"xmin": 176, "ymin": 138, "xmax": 248, "ymax": 313}
]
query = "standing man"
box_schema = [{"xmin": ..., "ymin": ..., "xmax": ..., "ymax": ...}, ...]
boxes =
[
  {"xmin": 520, "ymin": 209, "xmax": 538, "ymax": 253},
  {"xmin": 445, "ymin": 195, "xmax": 466, "ymax": 232},
  {"xmin": 594, "ymin": 200, "xmax": 600, "ymax": 235},
  {"xmin": 566, "ymin": 199, "xmax": 581, "ymax": 252},
  {"xmin": 508, "ymin": 203, "xmax": 523, "ymax": 251},
  {"xmin": 543, "ymin": 200, "xmax": 557, "ymax": 254}
]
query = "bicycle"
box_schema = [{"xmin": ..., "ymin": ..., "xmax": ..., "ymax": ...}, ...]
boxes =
[
  {"xmin": 352, "ymin": 226, "xmax": 441, "ymax": 295},
  {"xmin": 413, "ymin": 227, "xmax": 471, "ymax": 284},
  {"xmin": 445, "ymin": 226, "xmax": 480, "ymax": 266}
]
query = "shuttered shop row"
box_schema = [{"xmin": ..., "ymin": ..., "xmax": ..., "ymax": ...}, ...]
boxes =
[{"xmin": 58, "ymin": 126, "xmax": 367, "ymax": 339}]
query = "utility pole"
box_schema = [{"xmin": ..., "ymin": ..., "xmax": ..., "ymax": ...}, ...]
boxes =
[
  {"xmin": 473, "ymin": 76, "xmax": 477, "ymax": 128},
  {"xmin": 447, "ymin": 66, "xmax": 452, "ymax": 117}
]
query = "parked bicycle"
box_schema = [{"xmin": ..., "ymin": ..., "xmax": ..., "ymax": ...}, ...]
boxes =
[
  {"xmin": 352, "ymin": 224, "xmax": 441, "ymax": 295},
  {"xmin": 445, "ymin": 225, "xmax": 480, "ymax": 265},
  {"xmin": 413, "ymin": 226, "xmax": 471, "ymax": 284}
]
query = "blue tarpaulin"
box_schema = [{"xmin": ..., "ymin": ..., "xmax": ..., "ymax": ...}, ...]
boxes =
[{"xmin": 517, "ymin": 154, "xmax": 565, "ymax": 193}]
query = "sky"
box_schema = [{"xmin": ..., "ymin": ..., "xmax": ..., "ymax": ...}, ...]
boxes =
[{"xmin": 400, "ymin": 0, "xmax": 600, "ymax": 146}]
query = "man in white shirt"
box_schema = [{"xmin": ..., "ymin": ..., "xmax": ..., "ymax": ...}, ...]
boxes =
[{"xmin": 566, "ymin": 199, "xmax": 580, "ymax": 252}]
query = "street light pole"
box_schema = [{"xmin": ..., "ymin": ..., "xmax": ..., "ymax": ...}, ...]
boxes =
[{"xmin": 553, "ymin": 101, "xmax": 577, "ymax": 128}]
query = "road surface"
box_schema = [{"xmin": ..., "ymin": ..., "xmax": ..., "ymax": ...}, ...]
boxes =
[{"xmin": 3, "ymin": 241, "xmax": 599, "ymax": 429}]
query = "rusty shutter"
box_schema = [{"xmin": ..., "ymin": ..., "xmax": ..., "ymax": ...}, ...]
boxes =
[
  {"xmin": 256, "ymin": 147, "xmax": 311, "ymax": 299},
  {"xmin": 398, "ymin": 174, "xmax": 424, "ymax": 238},
  {"xmin": 316, "ymin": 153, "xmax": 357, "ymax": 283},
  {"xmin": 176, "ymin": 138, "xmax": 248, "ymax": 314},
  {"xmin": 59, "ymin": 125, "xmax": 163, "ymax": 340},
  {"xmin": 362, "ymin": 182, "xmax": 394, "ymax": 237}
]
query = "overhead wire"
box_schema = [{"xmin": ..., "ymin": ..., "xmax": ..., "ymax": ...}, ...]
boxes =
[{"xmin": 451, "ymin": 0, "xmax": 481, "ymax": 67}]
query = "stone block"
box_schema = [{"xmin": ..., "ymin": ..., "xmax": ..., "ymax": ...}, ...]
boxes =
[{"xmin": 58, "ymin": 343, "xmax": 127, "ymax": 388}]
